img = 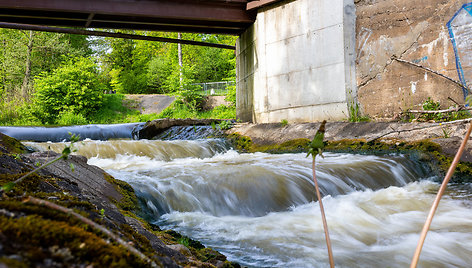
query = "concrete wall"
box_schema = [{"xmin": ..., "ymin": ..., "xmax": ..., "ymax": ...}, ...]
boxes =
[
  {"xmin": 355, "ymin": 0, "xmax": 471, "ymax": 119},
  {"xmin": 237, "ymin": 0, "xmax": 357, "ymax": 123}
]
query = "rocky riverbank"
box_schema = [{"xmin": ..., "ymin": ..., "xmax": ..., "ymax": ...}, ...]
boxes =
[
  {"xmin": 3, "ymin": 119, "xmax": 472, "ymax": 266},
  {"xmin": 0, "ymin": 133, "xmax": 240, "ymax": 268}
]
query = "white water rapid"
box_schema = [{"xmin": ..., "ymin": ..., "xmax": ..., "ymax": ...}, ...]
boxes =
[{"xmin": 27, "ymin": 139, "xmax": 472, "ymax": 268}]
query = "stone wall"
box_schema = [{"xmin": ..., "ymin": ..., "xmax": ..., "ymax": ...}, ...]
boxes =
[{"xmin": 356, "ymin": 0, "xmax": 471, "ymax": 119}]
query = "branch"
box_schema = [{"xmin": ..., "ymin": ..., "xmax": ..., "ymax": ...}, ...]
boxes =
[
  {"xmin": 24, "ymin": 197, "xmax": 157, "ymax": 267},
  {"xmin": 368, "ymin": 118, "xmax": 472, "ymax": 142},
  {"xmin": 407, "ymin": 106, "xmax": 472, "ymax": 114},
  {"xmin": 0, "ymin": 154, "xmax": 66, "ymax": 195},
  {"xmin": 0, "ymin": 133, "xmax": 80, "ymax": 195},
  {"xmin": 392, "ymin": 56, "xmax": 472, "ymax": 94}
]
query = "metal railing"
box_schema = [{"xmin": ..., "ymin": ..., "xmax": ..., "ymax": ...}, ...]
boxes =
[{"xmin": 189, "ymin": 81, "xmax": 235, "ymax": 96}]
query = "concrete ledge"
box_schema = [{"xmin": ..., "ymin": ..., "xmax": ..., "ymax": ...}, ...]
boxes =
[{"xmin": 228, "ymin": 121, "xmax": 472, "ymax": 162}]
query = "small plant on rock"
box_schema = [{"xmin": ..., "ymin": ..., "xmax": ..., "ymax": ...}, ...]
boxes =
[{"xmin": 219, "ymin": 120, "xmax": 233, "ymax": 130}]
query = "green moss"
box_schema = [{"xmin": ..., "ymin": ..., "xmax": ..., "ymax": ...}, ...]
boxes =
[
  {"xmin": 0, "ymin": 133, "xmax": 27, "ymax": 155},
  {"xmin": 0, "ymin": 173, "xmax": 42, "ymax": 196},
  {"xmin": 160, "ymin": 229, "xmax": 239, "ymax": 266},
  {"xmin": 104, "ymin": 173, "xmax": 139, "ymax": 212},
  {"xmin": 226, "ymin": 133, "xmax": 253, "ymax": 152},
  {"xmin": 164, "ymin": 230, "xmax": 205, "ymax": 250},
  {"xmin": 119, "ymin": 223, "xmax": 156, "ymax": 256},
  {"xmin": 0, "ymin": 257, "xmax": 28, "ymax": 268},
  {"xmin": 226, "ymin": 134, "xmax": 472, "ymax": 182},
  {"xmin": 227, "ymin": 133, "xmax": 310, "ymax": 154},
  {"xmin": 253, "ymin": 138, "xmax": 310, "ymax": 154},
  {"xmin": 0, "ymin": 214, "xmax": 149, "ymax": 267}
]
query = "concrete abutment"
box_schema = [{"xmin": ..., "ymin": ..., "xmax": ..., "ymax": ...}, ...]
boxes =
[
  {"xmin": 237, "ymin": 0, "xmax": 472, "ymax": 122},
  {"xmin": 237, "ymin": 0, "xmax": 357, "ymax": 123}
]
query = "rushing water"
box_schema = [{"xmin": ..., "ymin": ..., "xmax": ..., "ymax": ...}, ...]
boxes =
[{"xmin": 26, "ymin": 139, "xmax": 472, "ymax": 268}]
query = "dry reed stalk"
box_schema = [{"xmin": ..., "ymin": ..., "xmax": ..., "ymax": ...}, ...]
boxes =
[
  {"xmin": 410, "ymin": 122, "xmax": 472, "ymax": 267},
  {"xmin": 312, "ymin": 158, "xmax": 335, "ymax": 268}
]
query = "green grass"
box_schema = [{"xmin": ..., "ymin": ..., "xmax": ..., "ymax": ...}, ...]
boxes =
[
  {"xmin": 157, "ymin": 102, "xmax": 235, "ymax": 120},
  {"xmin": 0, "ymin": 93, "xmax": 235, "ymax": 126},
  {"xmin": 88, "ymin": 94, "xmax": 140, "ymax": 124}
]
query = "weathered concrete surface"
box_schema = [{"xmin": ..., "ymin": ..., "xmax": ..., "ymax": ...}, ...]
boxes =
[
  {"xmin": 355, "ymin": 0, "xmax": 470, "ymax": 119},
  {"xmin": 236, "ymin": 0, "xmax": 357, "ymax": 123},
  {"xmin": 228, "ymin": 120, "xmax": 472, "ymax": 161},
  {"xmin": 237, "ymin": 0, "xmax": 472, "ymax": 123},
  {"xmin": 124, "ymin": 94, "xmax": 175, "ymax": 114}
]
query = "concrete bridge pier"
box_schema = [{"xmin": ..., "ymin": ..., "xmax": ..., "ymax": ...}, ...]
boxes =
[{"xmin": 236, "ymin": 0, "xmax": 357, "ymax": 123}]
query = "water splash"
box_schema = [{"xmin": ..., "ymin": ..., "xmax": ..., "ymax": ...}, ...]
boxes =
[
  {"xmin": 25, "ymin": 138, "xmax": 230, "ymax": 160},
  {"xmin": 159, "ymin": 181, "xmax": 472, "ymax": 267},
  {"xmin": 97, "ymin": 150, "xmax": 428, "ymax": 217},
  {"xmin": 25, "ymin": 139, "xmax": 472, "ymax": 267}
]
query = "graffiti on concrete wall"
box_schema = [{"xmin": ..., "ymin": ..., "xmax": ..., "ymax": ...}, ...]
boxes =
[{"xmin": 447, "ymin": 2, "xmax": 472, "ymax": 98}]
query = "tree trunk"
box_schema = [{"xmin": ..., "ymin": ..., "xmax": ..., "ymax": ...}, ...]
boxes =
[
  {"xmin": 1, "ymin": 36, "xmax": 5, "ymax": 95},
  {"xmin": 178, "ymin": 32, "xmax": 183, "ymax": 88},
  {"xmin": 21, "ymin": 30, "xmax": 33, "ymax": 100}
]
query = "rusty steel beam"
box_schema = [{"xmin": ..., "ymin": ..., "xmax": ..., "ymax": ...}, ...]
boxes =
[
  {"xmin": 0, "ymin": 0, "xmax": 254, "ymax": 23},
  {"xmin": 0, "ymin": 22, "xmax": 236, "ymax": 50},
  {"xmin": 0, "ymin": 7, "xmax": 252, "ymax": 34},
  {"xmin": 247, "ymin": 0, "xmax": 283, "ymax": 10},
  {"xmin": 0, "ymin": 16, "xmax": 247, "ymax": 34}
]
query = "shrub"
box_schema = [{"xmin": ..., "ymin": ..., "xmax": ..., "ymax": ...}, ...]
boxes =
[
  {"xmin": 56, "ymin": 111, "xmax": 88, "ymax": 125},
  {"xmin": 225, "ymin": 83, "xmax": 236, "ymax": 106},
  {"xmin": 34, "ymin": 57, "xmax": 106, "ymax": 124},
  {"xmin": 180, "ymin": 87, "xmax": 204, "ymax": 111},
  {"xmin": 219, "ymin": 120, "xmax": 233, "ymax": 130}
]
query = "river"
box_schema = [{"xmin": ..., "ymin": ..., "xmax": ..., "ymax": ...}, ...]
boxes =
[{"xmin": 25, "ymin": 138, "xmax": 472, "ymax": 267}]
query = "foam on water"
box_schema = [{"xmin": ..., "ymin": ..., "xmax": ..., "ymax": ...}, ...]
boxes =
[{"xmin": 25, "ymin": 139, "xmax": 472, "ymax": 267}]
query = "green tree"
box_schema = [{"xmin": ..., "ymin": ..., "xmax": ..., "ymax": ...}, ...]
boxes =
[
  {"xmin": 100, "ymin": 32, "xmax": 237, "ymax": 94},
  {"xmin": 33, "ymin": 57, "xmax": 105, "ymax": 124},
  {"xmin": 99, "ymin": 31, "xmax": 150, "ymax": 94},
  {"xmin": 0, "ymin": 29, "xmax": 91, "ymax": 101}
]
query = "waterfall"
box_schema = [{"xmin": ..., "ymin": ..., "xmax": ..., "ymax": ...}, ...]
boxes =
[{"xmin": 25, "ymin": 138, "xmax": 472, "ymax": 268}]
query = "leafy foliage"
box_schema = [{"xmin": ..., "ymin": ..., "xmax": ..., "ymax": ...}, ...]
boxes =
[
  {"xmin": 180, "ymin": 87, "xmax": 204, "ymax": 111},
  {"xmin": 348, "ymin": 102, "xmax": 369, "ymax": 122},
  {"xmin": 0, "ymin": 29, "xmax": 237, "ymax": 125},
  {"xmin": 403, "ymin": 97, "xmax": 471, "ymax": 122},
  {"xmin": 100, "ymin": 31, "xmax": 237, "ymax": 94},
  {"xmin": 421, "ymin": 97, "xmax": 443, "ymax": 121},
  {"xmin": 33, "ymin": 57, "xmax": 106, "ymax": 124},
  {"xmin": 218, "ymin": 120, "xmax": 233, "ymax": 130}
]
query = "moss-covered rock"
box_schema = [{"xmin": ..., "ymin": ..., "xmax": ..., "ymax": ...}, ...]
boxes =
[
  {"xmin": 0, "ymin": 132, "xmax": 27, "ymax": 155},
  {"xmin": 104, "ymin": 173, "xmax": 139, "ymax": 212},
  {"xmin": 0, "ymin": 133, "xmax": 239, "ymax": 267}
]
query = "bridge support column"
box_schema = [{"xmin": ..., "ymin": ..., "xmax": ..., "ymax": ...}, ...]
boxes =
[{"xmin": 236, "ymin": 0, "xmax": 357, "ymax": 123}]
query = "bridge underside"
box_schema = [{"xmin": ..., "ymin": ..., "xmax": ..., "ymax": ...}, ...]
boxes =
[{"xmin": 0, "ymin": 0, "xmax": 257, "ymax": 35}]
